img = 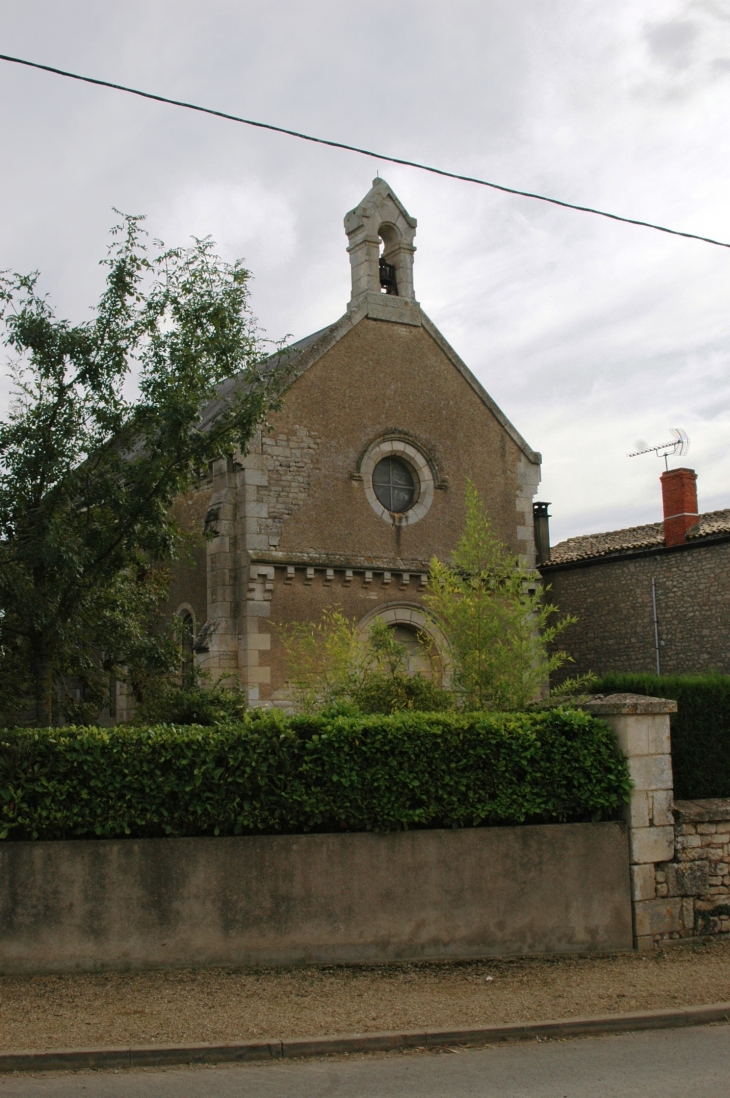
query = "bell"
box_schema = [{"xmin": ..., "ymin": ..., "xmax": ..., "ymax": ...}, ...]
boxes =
[{"xmin": 379, "ymin": 260, "xmax": 398, "ymax": 295}]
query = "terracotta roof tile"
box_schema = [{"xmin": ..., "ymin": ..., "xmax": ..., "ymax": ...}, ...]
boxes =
[
  {"xmin": 547, "ymin": 508, "xmax": 730, "ymax": 566},
  {"xmin": 687, "ymin": 509, "xmax": 730, "ymax": 539}
]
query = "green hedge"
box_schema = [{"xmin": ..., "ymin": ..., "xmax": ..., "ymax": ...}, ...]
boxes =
[
  {"xmin": 591, "ymin": 673, "xmax": 730, "ymax": 800},
  {"xmin": 0, "ymin": 709, "xmax": 630, "ymax": 841}
]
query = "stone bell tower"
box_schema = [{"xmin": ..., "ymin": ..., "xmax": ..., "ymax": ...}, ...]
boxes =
[{"xmin": 344, "ymin": 178, "xmax": 420, "ymax": 324}]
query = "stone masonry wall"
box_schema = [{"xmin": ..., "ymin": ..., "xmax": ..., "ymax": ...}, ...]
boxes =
[
  {"xmin": 584, "ymin": 696, "xmax": 730, "ymax": 948},
  {"xmin": 654, "ymin": 799, "xmax": 730, "ymax": 942},
  {"xmin": 544, "ymin": 539, "xmax": 730, "ymax": 678},
  {"xmin": 259, "ymin": 425, "xmax": 321, "ymax": 549}
]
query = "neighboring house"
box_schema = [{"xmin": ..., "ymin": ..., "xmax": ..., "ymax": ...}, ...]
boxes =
[
  {"xmin": 163, "ymin": 178, "xmax": 542, "ymax": 707},
  {"xmin": 539, "ymin": 468, "xmax": 730, "ymax": 678}
]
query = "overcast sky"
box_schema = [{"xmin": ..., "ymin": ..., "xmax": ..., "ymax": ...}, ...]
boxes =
[{"xmin": 1, "ymin": 0, "xmax": 729, "ymax": 544}]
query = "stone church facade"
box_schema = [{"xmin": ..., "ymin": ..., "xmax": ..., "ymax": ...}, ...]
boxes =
[{"xmin": 167, "ymin": 179, "xmax": 542, "ymax": 706}]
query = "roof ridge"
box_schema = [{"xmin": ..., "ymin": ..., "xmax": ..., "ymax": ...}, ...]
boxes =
[{"xmin": 549, "ymin": 507, "xmax": 730, "ymax": 565}]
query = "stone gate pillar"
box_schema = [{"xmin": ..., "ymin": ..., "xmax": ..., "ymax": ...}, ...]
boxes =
[{"xmin": 584, "ymin": 694, "xmax": 678, "ymax": 950}]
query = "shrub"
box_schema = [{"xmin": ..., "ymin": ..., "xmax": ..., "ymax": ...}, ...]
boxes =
[
  {"xmin": 0, "ymin": 709, "xmax": 630, "ymax": 841},
  {"xmin": 351, "ymin": 672, "xmax": 453, "ymax": 714},
  {"xmin": 131, "ymin": 682, "xmax": 248, "ymax": 726},
  {"xmin": 591, "ymin": 672, "xmax": 730, "ymax": 800}
]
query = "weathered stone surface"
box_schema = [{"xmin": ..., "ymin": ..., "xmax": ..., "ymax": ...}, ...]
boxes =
[
  {"xmin": 664, "ymin": 861, "xmax": 709, "ymax": 897},
  {"xmin": 627, "ymin": 755, "xmax": 673, "ymax": 793},
  {"xmin": 674, "ymin": 799, "xmax": 730, "ymax": 823},
  {"xmin": 633, "ymin": 897, "xmax": 683, "ymax": 936},
  {"xmin": 630, "ymin": 863, "xmax": 656, "ymax": 901},
  {"xmin": 0, "ymin": 823, "xmax": 632, "ymax": 975},
  {"xmin": 629, "ymin": 826, "xmax": 675, "ymax": 865},
  {"xmin": 584, "ymin": 695, "xmax": 677, "ymax": 716},
  {"xmin": 651, "ymin": 790, "xmax": 675, "ymax": 827},
  {"xmin": 681, "ymin": 897, "xmax": 695, "ymax": 930}
]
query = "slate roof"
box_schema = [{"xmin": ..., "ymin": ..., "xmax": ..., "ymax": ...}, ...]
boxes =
[
  {"xmin": 198, "ymin": 325, "xmax": 334, "ymax": 432},
  {"xmin": 547, "ymin": 509, "xmax": 730, "ymax": 566}
]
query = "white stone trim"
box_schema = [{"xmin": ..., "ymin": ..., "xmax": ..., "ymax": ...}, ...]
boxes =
[
  {"xmin": 360, "ymin": 439, "xmax": 434, "ymax": 527},
  {"xmin": 585, "ymin": 694, "xmax": 678, "ymax": 951}
]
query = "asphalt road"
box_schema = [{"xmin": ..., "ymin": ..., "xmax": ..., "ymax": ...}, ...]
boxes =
[{"xmin": 1, "ymin": 1025, "xmax": 728, "ymax": 1098}]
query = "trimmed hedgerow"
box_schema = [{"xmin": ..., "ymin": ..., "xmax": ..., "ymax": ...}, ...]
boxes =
[
  {"xmin": 0, "ymin": 709, "xmax": 630, "ymax": 841},
  {"xmin": 591, "ymin": 672, "xmax": 730, "ymax": 801}
]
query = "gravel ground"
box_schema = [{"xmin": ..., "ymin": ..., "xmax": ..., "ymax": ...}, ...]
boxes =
[{"xmin": 1, "ymin": 940, "xmax": 729, "ymax": 1053}]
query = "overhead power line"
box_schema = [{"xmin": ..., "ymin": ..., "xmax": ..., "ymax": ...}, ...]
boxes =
[{"xmin": 2, "ymin": 51, "xmax": 729, "ymax": 251}]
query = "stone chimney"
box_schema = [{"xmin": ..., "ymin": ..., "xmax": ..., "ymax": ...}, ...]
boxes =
[
  {"xmin": 660, "ymin": 467, "xmax": 698, "ymax": 547},
  {"xmin": 533, "ymin": 502, "xmax": 551, "ymax": 565}
]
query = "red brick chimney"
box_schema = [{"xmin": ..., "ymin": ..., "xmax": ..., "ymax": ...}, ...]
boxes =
[{"xmin": 660, "ymin": 467, "xmax": 698, "ymax": 547}]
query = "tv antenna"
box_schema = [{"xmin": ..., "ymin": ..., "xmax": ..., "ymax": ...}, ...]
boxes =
[{"xmin": 628, "ymin": 428, "xmax": 690, "ymax": 471}]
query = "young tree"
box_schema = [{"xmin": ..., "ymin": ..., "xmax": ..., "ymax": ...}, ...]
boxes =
[
  {"xmin": 424, "ymin": 481, "xmax": 576, "ymax": 710},
  {"xmin": 0, "ymin": 215, "xmax": 287, "ymax": 726}
]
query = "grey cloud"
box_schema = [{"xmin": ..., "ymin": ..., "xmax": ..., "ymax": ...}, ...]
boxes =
[
  {"xmin": 644, "ymin": 20, "xmax": 699, "ymax": 69},
  {"xmin": 0, "ymin": 0, "xmax": 729, "ymax": 540}
]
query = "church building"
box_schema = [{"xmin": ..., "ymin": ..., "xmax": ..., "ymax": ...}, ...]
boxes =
[{"xmin": 168, "ymin": 179, "xmax": 542, "ymax": 706}]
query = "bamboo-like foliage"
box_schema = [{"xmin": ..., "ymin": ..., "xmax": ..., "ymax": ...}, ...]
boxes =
[{"xmin": 424, "ymin": 482, "xmax": 578, "ymax": 710}]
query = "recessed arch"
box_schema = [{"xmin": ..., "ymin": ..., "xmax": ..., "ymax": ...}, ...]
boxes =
[{"xmin": 357, "ymin": 602, "xmax": 451, "ymax": 686}]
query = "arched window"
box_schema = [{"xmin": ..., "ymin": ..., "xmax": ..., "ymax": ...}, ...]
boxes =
[
  {"xmin": 390, "ymin": 623, "xmax": 434, "ymax": 678},
  {"xmin": 357, "ymin": 605, "xmax": 451, "ymax": 688},
  {"xmin": 180, "ymin": 611, "xmax": 195, "ymax": 688}
]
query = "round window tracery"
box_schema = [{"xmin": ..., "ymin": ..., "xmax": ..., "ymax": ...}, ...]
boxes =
[
  {"xmin": 372, "ymin": 457, "xmax": 415, "ymax": 513},
  {"xmin": 360, "ymin": 438, "xmax": 435, "ymax": 526}
]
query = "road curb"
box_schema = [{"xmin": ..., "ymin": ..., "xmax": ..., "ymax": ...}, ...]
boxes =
[{"xmin": 2, "ymin": 1001, "xmax": 729, "ymax": 1074}]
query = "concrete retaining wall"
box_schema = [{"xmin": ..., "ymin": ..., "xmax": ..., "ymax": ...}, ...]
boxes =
[{"xmin": 0, "ymin": 822, "xmax": 632, "ymax": 974}]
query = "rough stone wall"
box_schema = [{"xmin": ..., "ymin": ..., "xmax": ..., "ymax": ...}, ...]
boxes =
[
  {"xmin": 543, "ymin": 540, "xmax": 730, "ymax": 678},
  {"xmin": 259, "ymin": 426, "xmax": 321, "ymax": 548},
  {"xmin": 652, "ymin": 799, "xmax": 730, "ymax": 943}
]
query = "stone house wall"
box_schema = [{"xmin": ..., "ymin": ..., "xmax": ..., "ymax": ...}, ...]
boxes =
[
  {"xmin": 543, "ymin": 539, "xmax": 730, "ymax": 678},
  {"xmin": 585, "ymin": 695, "xmax": 730, "ymax": 948},
  {"xmin": 655, "ymin": 799, "xmax": 730, "ymax": 942}
]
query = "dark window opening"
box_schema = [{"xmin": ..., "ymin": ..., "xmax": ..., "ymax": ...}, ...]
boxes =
[
  {"xmin": 372, "ymin": 457, "xmax": 415, "ymax": 513},
  {"xmin": 181, "ymin": 612, "xmax": 195, "ymax": 688}
]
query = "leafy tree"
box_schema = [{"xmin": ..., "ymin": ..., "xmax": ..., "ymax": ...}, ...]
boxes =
[
  {"xmin": 424, "ymin": 481, "xmax": 578, "ymax": 710},
  {"xmin": 0, "ymin": 214, "xmax": 286, "ymax": 726}
]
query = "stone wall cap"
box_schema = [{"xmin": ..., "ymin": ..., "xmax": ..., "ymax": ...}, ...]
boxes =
[
  {"xmin": 674, "ymin": 798, "xmax": 730, "ymax": 822},
  {"xmin": 583, "ymin": 693, "xmax": 678, "ymax": 715}
]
